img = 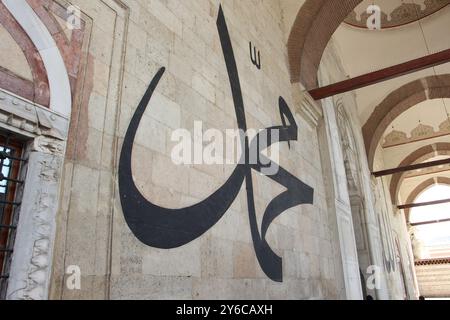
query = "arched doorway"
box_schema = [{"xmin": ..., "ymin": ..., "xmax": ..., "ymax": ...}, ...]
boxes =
[{"xmin": 407, "ymin": 183, "xmax": 450, "ymax": 298}]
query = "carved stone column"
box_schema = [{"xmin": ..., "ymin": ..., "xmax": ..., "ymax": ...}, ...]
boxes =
[
  {"xmin": 6, "ymin": 138, "xmax": 65, "ymax": 299},
  {"xmin": 0, "ymin": 89, "xmax": 69, "ymax": 300}
]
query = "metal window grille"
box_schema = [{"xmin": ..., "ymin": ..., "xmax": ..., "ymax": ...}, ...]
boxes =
[{"xmin": 0, "ymin": 133, "xmax": 26, "ymax": 300}]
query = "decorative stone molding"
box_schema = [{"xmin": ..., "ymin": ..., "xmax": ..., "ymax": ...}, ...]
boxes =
[
  {"xmin": 0, "ymin": 88, "xmax": 68, "ymax": 140},
  {"xmin": 0, "ymin": 88, "xmax": 69, "ymax": 300},
  {"xmin": 371, "ymin": 179, "xmax": 397, "ymax": 274},
  {"xmin": 345, "ymin": 0, "xmax": 450, "ymax": 29},
  {"xmin": 0, "ymin": 89, "xmax": 69, "ymax": 299},
  {"xmin": 336, "ymin": 101, "xmax": 361, "ymax": 187},
  {"xmin": 6, "ymin": 147, "xmax": 64, "ymax": 300},
  {"xmin": 299, "ymin": 94, "xmax": 323, "ymax": 128},
  {"xmin": 0, "ymin": 0, "xmax": 76, "ymax": 300},
  {"xmin": 32, "ymin": 136, "xmax": 65, "ymax": 156},
  {"xmin": 439, "ymin": 118, "xmax": 450, "ymax": 131},
  {"xmin": 293, "ymin": 85, "xmax": 323, "ymax": 128},
  {"xmin": 383, "ymin": 130, "xmax": 408, "ymax": 147},
  {"xmin": 411, "ymin": 123, "xmax": 435, "ymax": 139},
  {"xmin": 383, "ymin": 119, "xmax": 450, "ymax": 148},
  {"xmin": 320, "ymin": 96, "xmax": 363, "ymax": 300}
]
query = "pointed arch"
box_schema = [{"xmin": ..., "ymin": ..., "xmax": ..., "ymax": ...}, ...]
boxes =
[
  {"xmin": 0, "ymin": 1, "xmax": 49, "ymax": 105},
  {"xmin": 287, "ymin": 0, "xmax": 362, "ymax": 88},
  {"xmin": 3, "ymin": 0, "xmax": 72, "ymax": 116},
  {"xmin": 389, "ymin": 143, "xmax": 450, "ymax": 203},
  {"xmin": 363, "ymin": 75, "xmax": 450, "ymax": 171},
  {"xmin": 403, "ymin": 177, "xmax": 450, "ymax": 221}
]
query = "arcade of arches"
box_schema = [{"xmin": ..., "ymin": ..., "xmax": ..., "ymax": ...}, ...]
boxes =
[{"xmin": 0, "ymin": 0, "xmax": 449, "ymax": 300}]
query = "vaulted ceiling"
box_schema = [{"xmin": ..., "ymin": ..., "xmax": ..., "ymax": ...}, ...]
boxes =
[
  {"xmin": 330, "ymin": 4, "xmax": 450, "ymax": 125},
  {"xmin": 283, "ymin": 0, "xmax": 450, "ymax": 230},
  {"xmin": 345, "ymin": 0, "xmax": 450, "ymax": 29}
]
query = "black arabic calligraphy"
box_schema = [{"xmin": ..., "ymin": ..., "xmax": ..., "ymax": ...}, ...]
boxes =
[{"xmin": 118, "ymin": 5, "xmax": 314, "ymax": 282}]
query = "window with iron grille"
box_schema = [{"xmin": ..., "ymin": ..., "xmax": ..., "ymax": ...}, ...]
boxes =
[{"xmin": 0, "ymin": 133, "xmax": 25, "ymax": 300}]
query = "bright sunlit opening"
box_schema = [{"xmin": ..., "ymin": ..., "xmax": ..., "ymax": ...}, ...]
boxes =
[{"xmin": 410, "ymin": 184, "xmax": 450, "ymax": 260}]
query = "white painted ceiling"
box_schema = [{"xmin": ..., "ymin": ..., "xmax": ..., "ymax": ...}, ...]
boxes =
[
  {"xmin": 383, "ymin": 99, "xmax": 450, "ymax": 139},
  {"xmin": 329, "ymin": 4, "xmax": 450, "ymax": 125},
  {"xmin": 350, "ymin": 0, "xmax": 447, "ymax": 23},
  {"xmin": 325, "ymin": 2, "xmax": 450, "ymax": 224}
]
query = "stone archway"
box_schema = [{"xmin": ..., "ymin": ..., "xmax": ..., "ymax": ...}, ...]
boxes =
[
  {"xmin": 0, "ymin": 1, "xmax": 50, "ymax": 105},
  {"xmin": 389, "ymin": 143, "xmax": 450, "ymax": 204},
  {"xmin": 286, "ymin": 2, "xmax": 450, "ymax": 172},
  {"xmin": 0, "ymin": 0, "xmax": 87, "ymax": 300},
  {"xmin": 287, "ymin": 0, "xmax": 363, "ymax": 88},
  {"xmin": 403, "ymin": 177, "xmax": 450, "ymax": 222},
  {"xmin": 3, "ymin": 0, "xmax": 72, "ymax": 116},
  {"xmin": 363, "ymin": 75, "xmax": 450, "ymax": 171}
]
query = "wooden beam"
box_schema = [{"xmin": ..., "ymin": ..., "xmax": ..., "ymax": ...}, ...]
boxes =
[
  {"xmin": 403, "ymin": 166, "xmax": 450, "ymax": 179},
  {"xmin": 410, "ymin": 217, "xmax": 450, "ymax": 227},
  {"xmin": 415, "ymin": 258, "xmax": 450, "ymax": 266},
  {"xmin": 398, "ymin": 198, "xmax": 450, "ymax": 210},
  {"xmin": 372, "ymin": 158, "xmax": 450, "ymax": 177},
  {"xmin": 308, "ymin": 48, "xmax": 450, "ymax": 100}
]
